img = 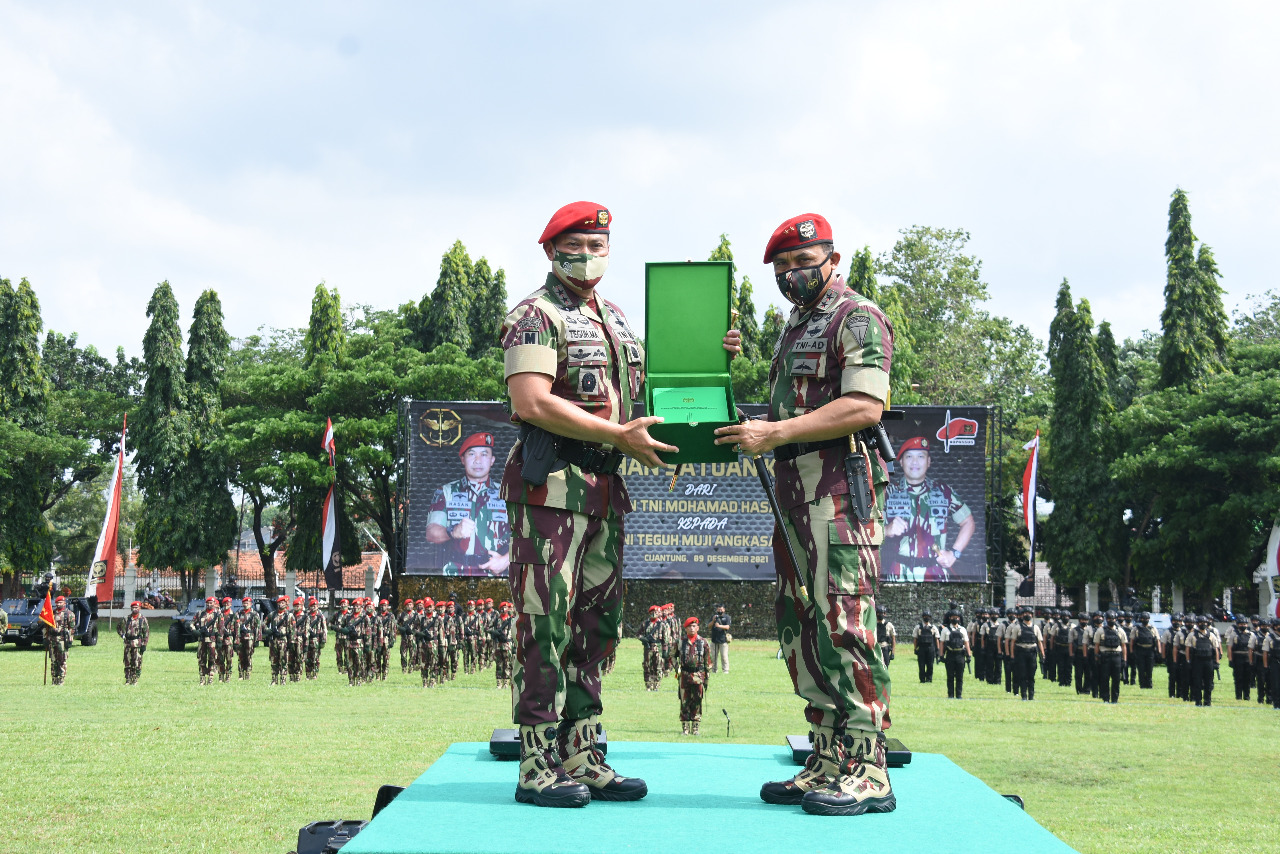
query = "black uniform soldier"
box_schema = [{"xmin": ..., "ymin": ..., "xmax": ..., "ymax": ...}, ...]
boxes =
[
  {"xmin": 1185, "ymin": 615, "xmax": 1220, "ymax": 707},
  {"xmin": 1121, "ymin": 612, "xmax": 1138, "ymax": 685},
  {"xmin": 1174, "ymin": 613, "xmax": 1194, "ymax": 701},
  {"xmin": 1009, "ymin": 606, "xmax": 1045, "ymax": 701},
  {"xmin": 913, "ymin": 610, "xmax": 940, "ymax": 683},
  {"xmin": 875, "ymin": 605, "xmax": 896, "ymax": 670},
  {"xmin": 940, "ymin": 610, "xmax": 971, "ymax": 699},
  {"xmin": 1093, "ymin": 611, "xmax": 1127, "ymax": 704},
  {"xmin": 481, "ymin": 598, "xmax": 498, "ymax": 670},
  {"xmin": 117, "ymin": 601, "xmax": 149, "ymax": 685},
  {"xmin": 1263, "ymin": 618, "xmax": 1280, "ymax": 709},
  {"xmin": 235, "ymin": 596, "xmax": 262, "ymax": 679},
  {"xmin": 1225, "ymin": 614, "xmax": 1256, "ymax": 701},
  {"xmin": 986, "ymin": 609, "xmax": 1006, "ymax": 685},
  {"xmin": 1054, "ymin": 611, "xmax": 1073, "ymax": 687},
  {"xmin": 1250, "ymin": 615, "xmax": 1269, "ymax": 704},
  {"xmin": 1161, "ymin": 614, "xmax": 1182, "ymax": 698},
  {"xmin": 1069, "ymin": 612, "xmax": 1091, "ymax": 694},
  {"xmin": 1129, "ymin": 612, "xmax": 1159, "ymax": 689},
  {"xmin": 44, "ymin": 596, "xmax": 77, "ymax": 685},
  {"xmin": 1001, "ymin": 607, "xmax": 1019, "ymax": 693},
  {"xmin": 1039, "ymin": 608, "xmax": 1055, "ymax": 682}
]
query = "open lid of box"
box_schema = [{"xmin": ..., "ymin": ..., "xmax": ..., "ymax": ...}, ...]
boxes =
[{"xmin": 644, "ymin": 261, "xmax": 734, "ymax": 376}]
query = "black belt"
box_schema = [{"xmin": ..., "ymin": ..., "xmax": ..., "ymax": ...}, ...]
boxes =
[
  {"xmin": 774, "ymin": 438, "xmax": 847, "ymax": 462},
  {"xmin": 520, "ymin": 422, "xmax": 623, "ymax": 475}
]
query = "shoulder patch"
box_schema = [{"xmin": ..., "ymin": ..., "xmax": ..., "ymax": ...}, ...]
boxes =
[{"xmin": 844, "ymin": 312, "xmax": 871, "ymax": 347}]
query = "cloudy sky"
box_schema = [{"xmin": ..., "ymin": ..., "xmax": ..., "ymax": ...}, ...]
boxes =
[{"xmin": 2, "ymin": 1, "xmax": 1275, "ymax": 358}]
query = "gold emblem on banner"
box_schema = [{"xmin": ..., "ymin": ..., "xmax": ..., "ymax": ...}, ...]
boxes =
[{"xmin": 419, "ymin": 409, "xmax": 462, "ymax": 447}]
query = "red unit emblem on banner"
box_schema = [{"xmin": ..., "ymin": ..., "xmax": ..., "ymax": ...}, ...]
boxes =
[{"xmin": 935, "ymin": 410, "xmax": 979, "ymax": 452}]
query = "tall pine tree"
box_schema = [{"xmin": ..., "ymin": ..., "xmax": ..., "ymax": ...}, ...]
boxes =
[
  {"xmin": 182, "ymin": 290, "xmax": 237, "ymax": 573},
  {"xmin": 467, "ymin": 257, "xmax": 508, "ymax": 358},
  {"xmin": 419, "ymin": 240, "xmax": 473, "ymax": 353},
  {"xmin": 303, "ymin": 283, "xmax": 346, "ymax": 369},
  {"xmin": 1159, "ymin": 189, "xmax": 1228, "ymax": 389}
]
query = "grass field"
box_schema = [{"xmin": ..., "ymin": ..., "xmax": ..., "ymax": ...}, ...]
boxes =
[{"xmin": 2, "ymin": 628, "xmax": 1276, "ymax": 854}]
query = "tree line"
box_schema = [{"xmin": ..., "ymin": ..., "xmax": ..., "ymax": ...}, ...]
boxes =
[{"xmin": 4, "ymin": 203, "xmax": 1272, "ymax": 607}]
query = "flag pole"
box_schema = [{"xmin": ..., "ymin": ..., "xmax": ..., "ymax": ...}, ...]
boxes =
[{"xmin": 44, "ymin": 641, "xmax": 48, "ymax": 686}]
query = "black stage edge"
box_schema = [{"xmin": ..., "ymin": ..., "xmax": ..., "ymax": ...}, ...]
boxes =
[
  {"xmin": 786, "ymin": 734, "xmax": 912, "ymax": 767},
  {"xmin": 489, "ymin": 728, "xmax": 609, "ymax": 760}
]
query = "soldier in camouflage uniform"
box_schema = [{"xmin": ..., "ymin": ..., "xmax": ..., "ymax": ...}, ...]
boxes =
[
  {"xmin": 117, "ymin": 601, "xmax": 149, "ymax": 684},
  {"xmin": 216, "ymin": 597, "xmax": 235, "ymax": 683},
  {"xmin": 418, "ymin": 598, "xmax": 440, "ymax": 687},
  {"xmin": 332, "ymin": 598, "xmax": 351, "ymax": 672},
  {"xmin": 432, "ymin": 600, "xmax": 449, "ymax": 682},
  {"xmin": 663, "ymin": 604, "xmax": 679, "ymax": 678},
  {"xmin": 463, "ymin": 600, "xmax": 481, "ymax": 674},
  {"xmin": 266, "ymin": 595, "xmax": 294, "ymax": 685},
  {"xmin": 441, "ymin": 600, "xmax": 461, "ymax": 680},
  {"xmin": 45, "ymin": 596, "xmax": 78, "ymax": 685},
  {"xmin": 714, "ymin": 213, "xmax": 895, "ymax": 816},
  {"xmin": 235, "ymin": 596, "xmax": 262, "ymax": 679},
  {"xmin": 640, "ymin": 605, "xmax": 665, "ymax": 690},
  {"xmin": 677, "ymin": 617, "xmax": 712, "ymax": 735},
  {"xmin": 343, "ymin": 598, "xmax": 369, "ymax": 686},
  {"xmin": 881, "ymin": 437, "xmax": 976, "ymax": 582},
  {"xmin": 493, "ymin": 601, "xmax": 516, "ymax": 689},
  {"xmin": 501, "ymin": 201, "xmax": 686, "ymax": 807},
  {"xmin": 399, "ymin": 599, "xmax": 418, "ymax": 673},
  {"xmin": 304, "ymin": 597, "xmax": 329, "ymax": 680},
  {"xmin": 426, "ymin": 433, "xmax": 512, "ymax": 576},
  {"xmin": 195, "ymin": 596, "xmax": 220, "ymax": 685},
  {"xmin": 482, "ymin": 598, "xmax": 498, "ymax": 669},
  {"xmin": 286, "ymin": 597, "xmax": 306, "ymax": 682},
  {"xmin": 373, "ymin": 599, "xmax": 395, "ymax": 680}
]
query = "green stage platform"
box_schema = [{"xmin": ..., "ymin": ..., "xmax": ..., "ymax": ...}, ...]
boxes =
[{"xmin": 342, "ymin": 742, "xmax": 1077, "ymax": 854}]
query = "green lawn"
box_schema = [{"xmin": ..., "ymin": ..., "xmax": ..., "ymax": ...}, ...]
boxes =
[{"xmin": 2, "ymin": 630, "xmax": 1276, "ymax": 854}]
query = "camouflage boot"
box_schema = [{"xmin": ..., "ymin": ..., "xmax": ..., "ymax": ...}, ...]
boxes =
[
  {"xmin": 691, "ymin": 720, "xmax": 699, "ymax": 736},
  {"xmin": 760, "ymin": 725, "xmax": 843, "ymax": 805},
  {"xmin": 802, "ymin": 731, "xmax": 896, "ymax": 816},
  {"xmin": 557, "ymin": 716, "xmax": 648, "ymax": 802},
  {"xmin": 515, "ymin": 724, "xmax": 591, "ymax": 808},
  {"xmin": 681, "ymin": 721, "xmax": 689, "ymax": 736}
]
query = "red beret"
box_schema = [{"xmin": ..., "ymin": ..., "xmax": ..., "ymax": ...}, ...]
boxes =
[
  {"xmin": 458, "ymin": 432, "xmax": 494, "ymax": 458},
  {"xmin": 424, "ymin": 598, "xmax": 434, "ymax": 606},
  {"xmin": 683, "ymin": 616, "xmax": 700, "ymax": 628},
  {"xmin": 900, "ymin": 437, "xmax": 931, "ymax": 454},
  {"xmin": 221, "ymin": 597, "xmax": 232, "ymax": 604},
  {"xmin": 277, "ymin": 595, "xmax": 288, "ymax": 603},
  {"xmin": 308, "ymin": 597, "xmax": 318, "ymax": 605},
  {"xmin": 206, "ymin": 596, "xmax": 216, "ymax": 603},
  {"xmin": 293, "ymin": 597, "xmax": 304, "ymax": 606},
  {"xmin": 380, "ymin": 599, "xmax": 389, "ymax": 606},
  {"xmin": 340, "ymin": 599, "xmax": 350, "ymax": 606},
  {"xmin": 763, "ymin": 213, "xmax": 833, "ymax": 263},
  {"xmin": 467, "ymin": 600, "xmax": 476, "ymax": 606},
  {"xmin": 648, "ymin": 605, "xmax": 660, "ymax": 612},
  {"xmin": 56, "ymin": 596, "xmax": 66, "ymax": 603},
  {"xmin": 485, "ymin": 598, "xmax": 494, "ymax": 604},
  {"xmin": 242, "ymin": 596, "xmax": 252, "ymax": 603},
  {"xmin": 538, "ymin": 201, "xmax": 612, "ymax": 244},
  {"xmin": 130, "ymin": 601, "xmax": 141, "ymax": 608}
]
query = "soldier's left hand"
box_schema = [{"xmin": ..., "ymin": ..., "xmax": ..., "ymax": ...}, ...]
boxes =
[
  {"xmin": 480, "ymin": 549, "xmax": 510, "ymax": 576},
  {"xmin": 713, "ymin": 419, "xmax": 780, "ymax": 457},
  {"xmin": 936, "ymin": 551, "xmax": 957, "ymax": 569},
  {"xmin": 722, "ymin": 329, "xmax": 742, "ymax": 359}
]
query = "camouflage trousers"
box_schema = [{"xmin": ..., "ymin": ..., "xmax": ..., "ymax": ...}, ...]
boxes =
[
  {"xmin": 236, "ymin": 638, "xmax": 256, "ymax": 679},
  {"xmin": 643, "ymin": 645, "xmax": 663, "ymax": 690},
  {"xmin": 463, "ymin": 637, "xmax": 478, "ymax": 673},
  {"xmin": 775, "ymin": 492, "xmax": 891, "ymax": 734},
  {"xmin": 421, "ymin": 642, "xmax": 440, "ymax": 687},
  {"xmin": 305, "ymin": 642, "xmax": 323, "ymax": 680},
  {"xmin": 508, "ymin": 502, "xmax": 624, "ymax": 727},
  {"xmin": 495, "ymin": 643, "xmax": 513, "ymax": 685},
  {"xmin": 198, "ymin": 638, "xmax": 218, "ymax": 685},
  {"xmin": 49, "ymin": 642, "xmax": 69, "ymax": 685},
  {"xmin": 481, "ymin": 637, "xmax": 493, "ymax": 669},
  {"xmin": 348, "ymin": 641, "xmax": 367, "ymax": 685},
  {"xmin": 217, "ymin": 640, "xmax": 234, "ymax": 682},
  {"xmin": 269, "ymin": 641, "xmax": 289, "ymax": 684},
  {"xmin": 400, "ymin": 635, "xmax": 416, "ymax": 672},
  {"xmin": 446, "ymin": 645, "xmax": 459, "ymax": 679},
  {"xmin": 372, "ymin": 642, "xmax": 389, "ymax": 680},
  {"xmin": 123, "ymin": 640, "xmax": 144, "ymax": 684},
  {"xmin": 287, "ymin": 641, "xmax": 305, "ymax": 682},
  {"xmin": 602, "ymin": 648, "xmax": 616, "ymax": 676},
  {"xmin": 679, "ymin": 671, "xmax": 706, "ymax": 721},
  {"xmin": 335, "ymin": 637, "xmax": 348, "ymax": 671}
]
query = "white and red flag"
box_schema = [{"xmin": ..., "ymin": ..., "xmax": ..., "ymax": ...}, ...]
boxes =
[
  {"xmin": 320, "ymin": 419, "xmax": 343, "ymax": 589},
  {"xmin": 1022, "ymin": 431, "xmax": 1040, "ymax": 567},
  {"xmin": 87, "ymin": 415, "xmax": 127, "ymax": 602}
]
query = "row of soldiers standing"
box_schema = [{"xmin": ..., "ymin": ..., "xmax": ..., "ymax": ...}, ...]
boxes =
[
  {"xmin": 390, "ymin": 597, "xmax": 516, "ymax": 688},
  {"xmin": 639, "ymin": 603, "xmax": 681, "ymax": 691},
  {"xmin": 193, "ymin": 595, "xmax": 331, "ymax": 685},
  {"xmin": 328, "ymin": 597, "xmax": 394, "ymax": 685},
  {"xmin": 1178, "ymin": 613, "xmax": 1280, "ymax": 708}
]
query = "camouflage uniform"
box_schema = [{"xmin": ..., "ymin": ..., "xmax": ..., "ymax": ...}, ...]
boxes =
[
  {"xmin": 678, "ymin": 632, "xmax": 712, "ymax": 734},
  {"xmin": 883, "ymin": 475, "xmax": 971, "ymax": 582},
  {"xmin": 463, "ymin": 604, "xmax": 482, "ymax": 674},
  {"xmin": 117, "ymin": 609, "xmax": 149, "ymax": 684},
  {"xmin": 399, "ymin": 604, "xmax": 418, "ymax": 673},
  {"xmin": 45, "ymin": 604, "xmax": 77, "ymax": 685},
  {"xmin": 641, "ymin": 614, "xmax": 665, "ymax": 690},
  {"xmin": 332, "ymin": 602, "xmax": 351, "ymax": 671},
  {"xmin": 216, "ymin": 603, "xmax": 235, "ymax": 682},
  {"xmin": 759, "ymin": 272, "xmax": 895, "ymax": 814},
  {"xmin": 373, "ymin": 604, "xmax": 395, "ymax": 680},
  {"xmin": 343, "ymin": 605, "xmax": 370, "ymax": 686},
  {"xmin": 441, "ymin": 605, "xmax": 461, "ymax": 679},
  {"xmin": 493, "ymin": 606, "xmax": 515, "ymax": 688},
  {"xmin": 234, "ymin": 604, "xmax": 262, "ymax": 679},
  {"xmin": 266, "ymin": 604, "xmax": 294, "ymax": 685},
  {"xmin": 304, "ymin": 606, "xmax": 329, "ymax": 680},
  {"xmin": 429, "ymin": 477, "xmax": 511, "ymax": 576},
  {"xmin": 287, "ymin": 603, "xmax": 306, "ymax": 682},
  {"xmin": 195, "ymin": 602, "xmax": 220, "ymax": 685},
  {"xmin": 663, "ymin": 608, "xmax": 679, "ymax": 678},
  {"xmin": 501, "ymin": 268, "xmax": 644, "ymax": 801},
  {"xmin": 419, "ymin": 604, "xmax": 441, "ymax": 687}
]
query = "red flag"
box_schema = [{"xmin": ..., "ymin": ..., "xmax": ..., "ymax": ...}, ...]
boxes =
[
  {"xmin": 87, "ymin": 414, "xmax": 127, "ymax": 601},
  {"xmin": 1022, "ymin": 432, "xmax": 1040, "ymax": 566},
  {"xmin": 38, "ymin": 590, "xmax": 56, "ymax": 629}
]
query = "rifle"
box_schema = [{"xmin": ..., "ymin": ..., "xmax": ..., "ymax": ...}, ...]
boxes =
[{"xmin": 966, "ymin": 655, "xmax": 972, "ymax": 675}]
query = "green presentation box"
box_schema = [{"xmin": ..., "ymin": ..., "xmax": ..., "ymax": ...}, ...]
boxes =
[{"xmin": 644, "ymin": 261, "xmax": 739, "ymax": 464}]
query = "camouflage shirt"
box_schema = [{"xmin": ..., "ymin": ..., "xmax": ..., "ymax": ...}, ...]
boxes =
[
  {"xmin": 235, "ymin": 610, "xmax": 263, "ymax": 643},
  {"xmin": 884, "ymin": 477, "xmax": 971, "ymax": 581},
  {"xmin": 768, "ymin": 276, "xmax": 893, "ymax": 513},
  {"xmin": 117, "ymin": 614, "xmax": 149, "ymax": 644},
  {"xmin": 45, "ymin": 609, "xmax": 76, "ymax": 645},
  {"xmin": 428, "ymin": 476, "xmax": 510, "ymax": 573},
  {"xmin": 304, "ymin": 611, "xmax": 329, "ymax": 647},
  {"xmin": 266, "ymin": 611, "xmax": 295, "ymax": 645},
  {"xmin": 499, "ymin": 273, "xmax": 645, "ymax": 518}
]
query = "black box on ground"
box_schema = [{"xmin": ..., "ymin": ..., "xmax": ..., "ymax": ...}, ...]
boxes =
[{"xmin": 296, "ymin": 820, "xmax": 367, "ymax": 853}]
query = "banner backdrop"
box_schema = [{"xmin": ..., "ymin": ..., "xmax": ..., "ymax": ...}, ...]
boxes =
[{"xmin": 403, "ymin": 401, "xmax": 987, "ymax": 583}]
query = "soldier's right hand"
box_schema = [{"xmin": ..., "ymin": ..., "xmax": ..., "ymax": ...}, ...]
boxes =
[
  {"xmin": 615, "ymin": 416, "xmax": 678, "ymax": 469},
  {"xmin": 885, "ymin": 518, "xmax": 908, "ymax": 537}
]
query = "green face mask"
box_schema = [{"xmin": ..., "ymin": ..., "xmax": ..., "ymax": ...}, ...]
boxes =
[{"xmin": 553, "ymin": 251, "xmax": 609, "ymax": 287}]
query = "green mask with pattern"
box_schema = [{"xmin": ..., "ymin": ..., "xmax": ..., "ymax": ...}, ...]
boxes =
[{"xmin": 553, "ymin": 251, "xmax": 609, "ymax": 288}]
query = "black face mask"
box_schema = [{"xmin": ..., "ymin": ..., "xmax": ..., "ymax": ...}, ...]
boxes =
[{"xmin": 774, "ymin": 251, "xmax": 832, "ymax": 307}]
